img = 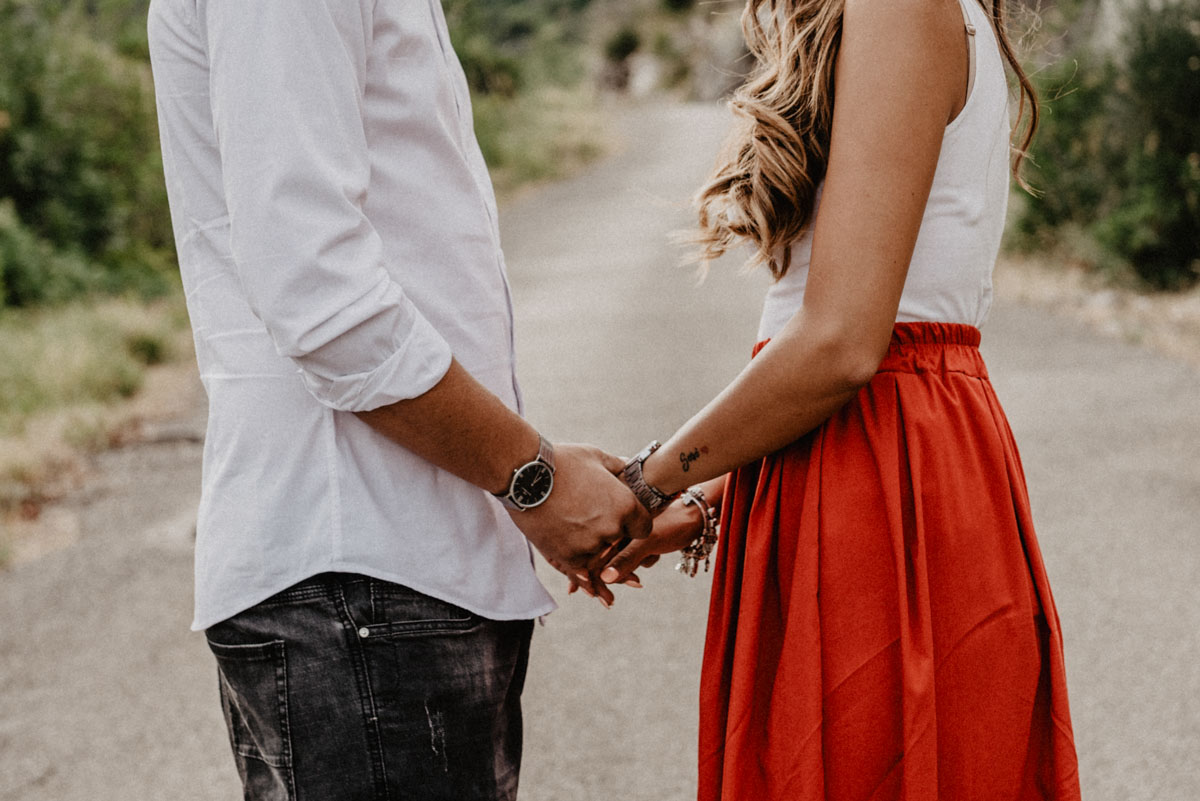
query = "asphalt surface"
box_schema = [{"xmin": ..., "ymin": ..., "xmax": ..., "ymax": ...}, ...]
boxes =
[{"xmin": 1, "ymin": 103, "xmax": 1197, "ymax": 801}]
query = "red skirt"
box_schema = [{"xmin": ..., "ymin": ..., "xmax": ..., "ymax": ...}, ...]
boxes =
[{"xmin": 698, "ymin": 323, "xmax": 1081, "ymax": 801}]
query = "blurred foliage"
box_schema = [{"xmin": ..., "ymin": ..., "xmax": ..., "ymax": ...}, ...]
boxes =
[
  {"xmin": 472, "ymin": 89, "xmax": 605, "ymax": 194},
  {"xmin": 1014, "ymin": 0, "xmax": 1200, "ymax": 290},
  {"xmin": 604, "ymin": 26, "xmax": 642, "ymax": 62},
  {"xmin": 0, "ymin": 200, "xmax": 95, "ymax": 307},
  {"xmin": 661, "ymin": 0, "xmax": 697, "ymax": 13},
  {"xmin": 0, "ymin": 0, "xmax": 173, "ymax": 310},
  {"xmin": 443, "ymin": 0, "xmax": 606, "ymax": 190},
  {"xmin": 0, "ymin": 0, "xmax": 606, "ymax": 312},
  {"xmin": 37, "ymin": 0, "xmax": 153, "ymax": 59},
  {"xmin": 0, "ymin": 296, "xmax": 184, "ymax": 434},
  {"xmin": 444, "ymin": 0, "xmax": 592, "ymax": 96},
  {"xmin": 588, "ymin": 0, "xmax": 747, "ymax": 100}
]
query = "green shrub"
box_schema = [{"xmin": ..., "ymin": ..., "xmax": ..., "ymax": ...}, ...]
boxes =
[
  {"xmin": 455, "ymin": 32, "xmax": 526, "ymax": 97},
  {"xmin": 662, "ymin": 0, "xmax": 697, "ymax": 13},
  {"xmin": 1015, "ymin": 0, "xmax": 1200, "ymax": 290},
  {"xmin": 441, "ymin": 0, "xmax": 598, "ymax": 185},
  {"xmin": 0, "ymin": 199, "xmax": 95, "ymax": 307},
  {"xmin": 444, "ymin": 0, "xmax": 591, "ymax": 97},
  {"xmin": 1094, "ymin": 0, "xmax": 1200, "ymax": 289},
  {"xmin": 605, "ymin": 27, "xmax": 641, "ymax": 63},
  {"xmin": 124, "ymin": 330, "xmax": 170, "ymax": 366},
  {"xmin": 0, "ymin": 0, "xmax": 174, "ymax": 308}
]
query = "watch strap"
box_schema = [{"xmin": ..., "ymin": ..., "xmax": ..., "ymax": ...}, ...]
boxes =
[
  {"xmin": 535, "ymin": 434, "xmax": 555, "ymax": 472},
  {"xmin": 621, "ymin": 440, "xmax": 676, "ymax": 513}
]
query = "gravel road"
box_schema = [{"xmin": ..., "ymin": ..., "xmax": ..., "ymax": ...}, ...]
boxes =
[{"xmin": 1, "ymin": 103, "xmax": 1197, "ymax": 801}]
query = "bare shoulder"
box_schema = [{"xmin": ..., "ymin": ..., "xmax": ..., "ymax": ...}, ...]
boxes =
[
  {"xmin": 841, "ymin": 0, "xmax": 966, "ymax": 59},
  {"xmin": 838, "ymin": 0, "xmax": 966, "ymax": 119}
]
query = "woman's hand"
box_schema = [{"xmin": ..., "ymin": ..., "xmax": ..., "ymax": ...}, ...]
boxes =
[
  {"xmin": 566, "ymin": 476, "xmax": 724, "ymax": 604},
  {"xmin": 566, "ymin": 499, "xmax": 702, "ymax": 600},
  {"xmin": 596, "ymin": 495, "xmax": 707, "ymax": 585}
]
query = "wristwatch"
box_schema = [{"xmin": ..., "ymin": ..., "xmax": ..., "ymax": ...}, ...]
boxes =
[
  {"xmin": 494, "ymin": 435, "xmax": 556, "ymax": 511},
  {"xmin": 620, "ymin": 440, "xmax": 676, "ymax": 513}
]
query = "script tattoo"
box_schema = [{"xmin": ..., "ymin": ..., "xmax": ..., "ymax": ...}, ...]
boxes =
[{"xmin": 679, "ymin": 446, "xmax": 709, "ymax": 473}]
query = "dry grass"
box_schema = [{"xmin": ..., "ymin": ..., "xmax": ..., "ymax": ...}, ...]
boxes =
[
  {"xmin": 0, "ymin": 295, "xmax": 195, "ymax": 564},
  {"xmin": 994, "ymin": 255, "xmax": 1200, "ymax": 369},
  {"xmin": 475, "ymin": 86, "xmax": 610, "ymax": 199}
]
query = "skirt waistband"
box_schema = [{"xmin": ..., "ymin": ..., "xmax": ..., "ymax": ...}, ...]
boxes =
[
  {"xmin": 753, "ymin": 322, "xmax": 988, "ymax": 379},
  {"xmin": 878, "ymin": 322, "xmax": 986, "ymax": 378}
]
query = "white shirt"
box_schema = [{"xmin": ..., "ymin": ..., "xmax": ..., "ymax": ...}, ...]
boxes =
[
  {"xmin": 148, "ymin": 0, "xmax": 555, "ymax": 630},
  {"xmin": 758, "ymin": 0, "xmax": 1011, "ymax": 340}
]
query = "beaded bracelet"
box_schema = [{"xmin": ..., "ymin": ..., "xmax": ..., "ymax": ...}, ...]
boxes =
[{"xmin": 677, "ymin": 486, "xmax": 720, "ymax": 577}]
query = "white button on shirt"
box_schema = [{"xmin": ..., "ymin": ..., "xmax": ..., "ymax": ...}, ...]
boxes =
[{"xmin": 148, "ymin": 0, "xmax": 555, "ymax": 630}]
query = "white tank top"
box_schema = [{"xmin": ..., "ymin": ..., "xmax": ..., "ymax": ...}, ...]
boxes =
[{"xmin": 757, "ymin": 0, "xmax": 1012, "ymax": 341}]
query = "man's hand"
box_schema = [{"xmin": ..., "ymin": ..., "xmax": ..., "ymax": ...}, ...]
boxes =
[{"xmin": 508, "ymin": 443, "xmax": 651, "ymax": 598}]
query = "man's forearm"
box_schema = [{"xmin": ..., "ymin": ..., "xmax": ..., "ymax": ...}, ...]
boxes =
[
  {"xmin": 355, "ymin": 358, "xmax": 539, "ymax": 495},
  {"xmin": 355, "ymin": 357, "xmax": 651, "ymax": 581}
]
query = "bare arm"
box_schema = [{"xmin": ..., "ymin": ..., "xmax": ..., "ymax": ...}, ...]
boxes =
[
  {"xmin": 356, "ymin": 359, "xmax": 541, "ymax": 495},
  {"xmin": 640, "ymin": 0, "xmax": 969, "ymax": 496}
]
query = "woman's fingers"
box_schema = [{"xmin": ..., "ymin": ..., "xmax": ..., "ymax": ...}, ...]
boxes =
[{"xmin": 599, "ymin": 539, "xmax": 652, "ymax": 584}]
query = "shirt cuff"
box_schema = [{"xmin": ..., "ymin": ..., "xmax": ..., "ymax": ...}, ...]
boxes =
[{"xmin": 299, "ymin": 306, "xmax": 454, "ymax": 412}]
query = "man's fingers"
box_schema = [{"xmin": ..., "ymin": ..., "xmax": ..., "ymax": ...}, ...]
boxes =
[
  {"xmin": 596, "ymin": 449, "xmax": 627, "ymax": 475},
  {"xmin": 639, "ymin": 554, "xmax": 661, "ymax": 569},
  {"xmin": 623, "ymin": 500, "xmax": 653, "ymax": 540},
  {"xmin": 593, "ymin": 577, "xmax": 615, "ymax": 606}
]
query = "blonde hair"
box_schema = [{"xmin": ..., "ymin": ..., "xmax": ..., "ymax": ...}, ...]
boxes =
[{"xmin": 694, "ymin": 0, "xmax": 1039, "ymax": 279}]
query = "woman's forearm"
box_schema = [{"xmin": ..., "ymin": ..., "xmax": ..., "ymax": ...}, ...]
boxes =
[{"xmin": 641, "ymin": 313, "xmax": 887, "ymax": 496}]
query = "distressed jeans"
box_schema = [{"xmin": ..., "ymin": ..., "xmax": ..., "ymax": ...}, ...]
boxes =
[{"xmin": 204, "ymin": 573, "xmax": 535, "ymax": 801}]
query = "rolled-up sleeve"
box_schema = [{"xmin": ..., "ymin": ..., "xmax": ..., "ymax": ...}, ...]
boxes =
[{"xmin": 204, "ymin": 0, "xmax": 453, "ymax": 411}]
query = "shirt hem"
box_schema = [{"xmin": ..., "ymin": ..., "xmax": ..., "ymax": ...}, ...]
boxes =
[{"xmin": 192, "ymin": 562, "xmax": 557, "ymax": 631}]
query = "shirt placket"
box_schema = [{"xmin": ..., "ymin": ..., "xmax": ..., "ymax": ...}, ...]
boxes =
[{"xmin": 424, "ymin": 0, "xmax": 524, "ymax": 414}]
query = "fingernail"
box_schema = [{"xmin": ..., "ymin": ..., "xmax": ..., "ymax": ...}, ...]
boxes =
[
  {"xmin": 598, "ymin": 597, "xmax": 612, "ymax": 609},
  {"xmin": 567, "ymin": 584, "xmax": 577, "ymax": 595},
  {"xmin": 625, "ymin": 578, "xmax": 643, "ymax": 588},
  {"xmin": 600, "ymin": 567, "xmax": 619, "ymax": 583}
]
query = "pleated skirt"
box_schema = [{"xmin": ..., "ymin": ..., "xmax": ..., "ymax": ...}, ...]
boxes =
[{"xmin": 698, "ymin": 322, "xmax": 1081, "ymax": 801}]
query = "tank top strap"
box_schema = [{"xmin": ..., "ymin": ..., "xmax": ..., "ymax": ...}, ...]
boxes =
[{"xmin": 955, "ymin": 0, "xmax": 979, "ymax": 113}]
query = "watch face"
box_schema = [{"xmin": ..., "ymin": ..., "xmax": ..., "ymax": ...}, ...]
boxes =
[{"xmin": 511, "ymin": 462, "xmax": 554, "ymax": 509}]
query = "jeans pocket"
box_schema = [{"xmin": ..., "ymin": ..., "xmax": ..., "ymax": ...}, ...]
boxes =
[
  {"xmin": 357, "ymin": 581, "xmax": 481, "ymax": 639},
  {"xmin": 207, "ymin": 637, "xmax": 294, "ymax": 800}
]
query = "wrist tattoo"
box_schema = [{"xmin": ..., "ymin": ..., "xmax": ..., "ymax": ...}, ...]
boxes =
[{"xmin": 679, "ymin": 446, "xmax": 709, "ymax": 473}]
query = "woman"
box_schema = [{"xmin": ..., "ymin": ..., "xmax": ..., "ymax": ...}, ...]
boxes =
[{"xmin": 594, "ymin": 0, "xmax": 1083, "ymax": 797}]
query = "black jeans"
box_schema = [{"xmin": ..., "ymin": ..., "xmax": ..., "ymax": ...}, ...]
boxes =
[{"xmin": 204, "ymin": 573, "xmax": 535, "ymax": 801}]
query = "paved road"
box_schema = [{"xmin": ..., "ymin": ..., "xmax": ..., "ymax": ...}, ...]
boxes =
[{"xmin": 1, "ymin": 103, "xmax": 1197, "ymax": 801}]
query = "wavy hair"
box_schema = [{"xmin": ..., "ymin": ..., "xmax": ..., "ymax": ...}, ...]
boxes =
[{"xmin": 694, "ymin": 0, "xmax": 1040, "ymax": 279}]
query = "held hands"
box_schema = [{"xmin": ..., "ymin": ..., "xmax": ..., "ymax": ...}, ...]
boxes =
[
  {"xmin": 567, "ymin": 493, "xmax": 708, "ymax": 604},
  {"xmin": 507, "ymin": 443, "xmax": 651, "ymax": 600}
]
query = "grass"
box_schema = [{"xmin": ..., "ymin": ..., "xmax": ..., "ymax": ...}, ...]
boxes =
[
  {"xmin": 0, "ymin": 295, "xmax": 188, "ymax": 432},
  {"xmin": 0, "ymin": 293, "xmax": 193, "ymax": 517},
  {"xmin": 474, "ymin": 86, "xmax": 609, "ymax": 198}
]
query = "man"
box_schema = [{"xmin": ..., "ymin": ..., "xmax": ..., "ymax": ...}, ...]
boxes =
[{"xmin": 147, "ymin": 1, "xmax": 650, "ymax": 799}]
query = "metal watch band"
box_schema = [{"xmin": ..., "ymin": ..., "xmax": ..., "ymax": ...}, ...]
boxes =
[
  {"xmin": 495, "ymin": 435, "xmax": 556, "ymax": 511},
  {"xmin": 533, "ymin": 435, "xmax": 555, "ymax": 472},
  {"xmin": 620, "ymin": 440, "xmax": 676, "ymax": 513}
]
